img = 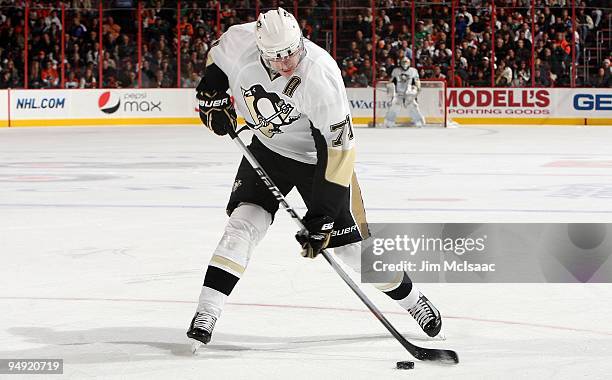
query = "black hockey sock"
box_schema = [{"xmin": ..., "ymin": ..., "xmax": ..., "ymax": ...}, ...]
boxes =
[
  {"xmin": 382, "ymin": 272, "xmax": 413, "ymax": 301},
  {"xmin": 203, "ymin": 265, "xmax": 240, "ymax": 296}
]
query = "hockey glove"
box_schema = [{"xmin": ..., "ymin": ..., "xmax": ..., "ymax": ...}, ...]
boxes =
[
  {"xmin": 197, "ymin": 90, "xmax": 237, "ymax": 136},
  {"xmin": 405, "ymin": 86, "xmax": 418, "ymax": 97},
  {"xmin": 295, "ymin": 216, "xmax": 334, "ymax": 259}
]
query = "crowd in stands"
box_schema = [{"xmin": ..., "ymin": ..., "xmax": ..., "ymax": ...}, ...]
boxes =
[
  {"xmin": 0, "ymin": 0, "xmax": 610, "ymax": 89},
  {"xmin": 340, "ymin": 0, "xmax": 610, "ymax": 87},
  {"xmin": 0, "ymin": 0, "xmax": 214, "ymax": 89}
]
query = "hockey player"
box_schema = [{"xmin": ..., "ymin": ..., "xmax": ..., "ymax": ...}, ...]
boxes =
[
  {"xmin": 383, "ymin": 57, "xmax": 427, "ymax": 128},
  {"xmin": 187, "ymin": 8, "xmax": 442, "ymax": 345}
]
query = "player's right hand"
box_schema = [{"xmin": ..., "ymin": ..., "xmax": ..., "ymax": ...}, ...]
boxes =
[
  {"xmin": 197, "ymin": 90, "xmax": 237, "ymax": 136},
  {"xmin": 295, "ymin": 215, "xmax": 334, "ymax": 259}
]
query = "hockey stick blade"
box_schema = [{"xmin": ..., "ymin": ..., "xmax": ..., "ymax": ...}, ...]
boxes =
[{"xmin": 409, "ymin": 345, "xmax": 459, "ymax": 364}]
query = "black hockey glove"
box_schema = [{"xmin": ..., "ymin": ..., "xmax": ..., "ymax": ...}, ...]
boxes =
[
  {"xmin": 295, "ymin": 216, "xmax": 334, "ymax": 259},
  {"xmin": 197, "ymin": 90, "xmax": 237, "ymax": 136}
]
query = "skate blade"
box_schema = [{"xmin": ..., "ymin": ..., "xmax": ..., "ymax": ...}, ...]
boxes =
[
  {"xmin": 430, "ymin": 326, "xmax": 447, "ymax": 341},
  {"xmin": 190, "ymin": 339, "xmax": 203, "ymax": 355}
]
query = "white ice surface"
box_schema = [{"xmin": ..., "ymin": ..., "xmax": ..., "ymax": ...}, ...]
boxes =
[{"xmin": 0, "ymin": 125, "xmax": 611, "ymax": 379}]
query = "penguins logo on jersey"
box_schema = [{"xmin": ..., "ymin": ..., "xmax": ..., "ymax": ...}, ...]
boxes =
[{"xmin": 242, "ymin": 84, "xmax": 300, "ymax": 138}]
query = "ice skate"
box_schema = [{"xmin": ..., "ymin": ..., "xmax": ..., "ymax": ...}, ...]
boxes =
[
  {"xmin": 187, "ymin": 311, "xmax": 217, "ymax": 352},
  {"xmin": 407, "ymin": 292, "xmax": 442, "ymax": 338}
]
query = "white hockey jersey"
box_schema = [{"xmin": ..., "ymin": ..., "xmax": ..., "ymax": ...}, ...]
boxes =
[
  {"xmin": 390, "ymin": 66, "xmax": 420, "ymax": 95},
  {"xmin": 209, "ymin": 22, "xmax": 355, "ymax": 189}
]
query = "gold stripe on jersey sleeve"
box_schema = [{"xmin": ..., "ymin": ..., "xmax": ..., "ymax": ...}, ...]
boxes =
[{"xmin": 325, "ymin": 148, "xmax": 355, "ymax": 187}]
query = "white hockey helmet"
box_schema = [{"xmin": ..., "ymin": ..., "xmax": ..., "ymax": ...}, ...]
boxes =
[
  {"xmin": 400, "ymin": 57, "xmax": 411, "ymax": 70},
  {"xmin": 255, "ymin": 8, "xmax": 303, "ymax": 64}
]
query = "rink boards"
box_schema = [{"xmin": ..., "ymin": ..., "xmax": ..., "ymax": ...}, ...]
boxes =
[{"xmin": 0, "ymin": 87, "xmax": 609, "ymax": 127}]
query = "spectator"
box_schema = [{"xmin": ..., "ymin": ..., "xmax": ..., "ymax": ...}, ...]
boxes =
[
  {"xmin": 179, "ymin": 16, "xmax": 194, "ymax": 40},
  {"xmin": 65, "ymin": 71, "xmax": 79, "ymax": 88},
  {"xmin": 29, "ymin": 60, "xmax": 42, "ymax": 88},
  {"xmin": 515, "ymin": 39, "xmax": 531, "ymax": 64},
  {"xmin": 300, "ymin": 19, "xmax": 313, "ymax": 40},
  {"xmin": 152, "ymin": 68, "xmax": 171, "ymax": 88},
  {"xmin": 41, "ymin": 61, "xmax": 59, "ymax": 88},
  {"xmin": 103, "ymin": 16, "xmax": 121, "ymax": 40},
  {"xmin": 456, "ymin": 56, "xmax": 469, "ymax": 84},
  {"xmin": 345, "ymin": 59, "xmax": 358, "ymax": 77},
  {"xmin": 590, "ymin": 67, "xmax": 610, "ymax": 87},
  {"xmin": 534, "ymin": 58, "xmax": 552, "ymax": 86},
  {"xmin": 414, "ymin": 21, "xmax": 429, "ymax": 49},
  {"xmin": 456, "ymin": 14, "xmax": 468, "ymax": 41},
  {"xmin": 80, "ymin": 66, "xmax": 97, "ymax": 88},
  {"xmin": 44, "ymin": 10, "xmax": 62, "ymax": 32},
  {"xmin": 141, "ymin": 59, "xmax": 155, "ymax": 87},
  {"xmin": 432, "ymin": 65, "xmax": 446, "ymax": 80},
  {"xmin": 117, "ymin": 34, "xmax": 135, "ymax": 60},
  {"xmin": 2, "ymin": 59, "xmax": 19, "ymax": 83},
  {"xmin": 343, "ymin": 49, "xmax": 364, "ymax": 69},
  {"xmin": 471, "ymin": 69, "xmax": 489, "ymax": 87},
  {"xmin": 603, "ymin": 59, "xmax": 611, "ymax": 77},
  {"xmin": 354, "ymin": 13, "xmax": 371, "ymax": 37},
  {"xmin": 182, "ymin": 71, "xmax": 201, "ymax": 88},
  {"xmin": 576, "ymin": 8, "xmax": 594, "ymax": 44},
  {"xmin": 0, "ymin": 70, "xmax": 18, "ymax": 88},
  {"xmin": 378, "ymin": 66, "xmax": 389, "ymax": 81},
  {"xmin": 71, "ymin": 17, "xmax": 87, "ymax": 39},
  {"xmin": 513, "ymin": 61, "xmax": 531, "ymax": 87},
  {"xmin": 550, "ymin": 40, "xmax": 570, "ymax": 85},
  {"xmin": 125, "ymin": 71, "xmax": 138, "ymax": 88},
  {"xmin": 117, "ymin": 60, "xmax": 136, "ymax": 88},
  {"xmin": 554, "ymin": 31, "xmax": 570, "ymax": 55}
]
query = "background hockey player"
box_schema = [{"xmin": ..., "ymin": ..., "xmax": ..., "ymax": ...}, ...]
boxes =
[
  {"xmin": 383, "ymin": 57, "xmax": 427, "ymax": 128},
  {"xmin": 187, "ymin": 8, "xmax": 442, "ymax": 346}
]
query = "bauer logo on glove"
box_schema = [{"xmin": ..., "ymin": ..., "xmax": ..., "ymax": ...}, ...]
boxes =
[
  {"xmin": 199, "ymin": 96, "xmax": 230, "ymax": 108},
  {"xmin": 197, "ymin": 90, "xmax": 237, "ymax": 136}
]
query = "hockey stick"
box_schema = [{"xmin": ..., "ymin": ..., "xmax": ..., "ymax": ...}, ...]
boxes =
[{"xmin": 226, "ymin": 127, "xmax": 459, "ymax": 364}]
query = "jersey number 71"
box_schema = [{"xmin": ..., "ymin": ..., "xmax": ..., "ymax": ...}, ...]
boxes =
[{"xmin": 330, "ymin": 114, "xmax": 354, "ymax": 147}]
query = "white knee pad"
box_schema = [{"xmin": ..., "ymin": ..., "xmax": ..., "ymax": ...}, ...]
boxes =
[
  {"xmin": 210, "ymin": 203, "xmax": 272, "ymax": 276},
  {"xmin": 333, "ymin": 242, "xmax": 362, "ymax": 273}
]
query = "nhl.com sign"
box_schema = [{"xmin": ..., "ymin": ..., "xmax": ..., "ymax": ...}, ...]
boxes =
[{"xmin": 98, "ymin": 91, "xmax": 162, "ymax": 114}]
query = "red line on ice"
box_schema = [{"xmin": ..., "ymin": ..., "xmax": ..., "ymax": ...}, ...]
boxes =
[{"xmin": 1, "ymin": 296, "xmax": 611, "ymax": 336}]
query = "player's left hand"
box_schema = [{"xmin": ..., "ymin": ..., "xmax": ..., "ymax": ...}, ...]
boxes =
[
  {"xmin": 197, "ymin": 90, "xmax": 237, "ymax": 136},
  {"xmin": 295, "ymin": 215, "xmax": 334, "ymax": 258}
]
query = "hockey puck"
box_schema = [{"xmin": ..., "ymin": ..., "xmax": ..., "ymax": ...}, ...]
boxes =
[{"xmin": 396, "ymin": 361, "xmax": 415, "ymax": 370}]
